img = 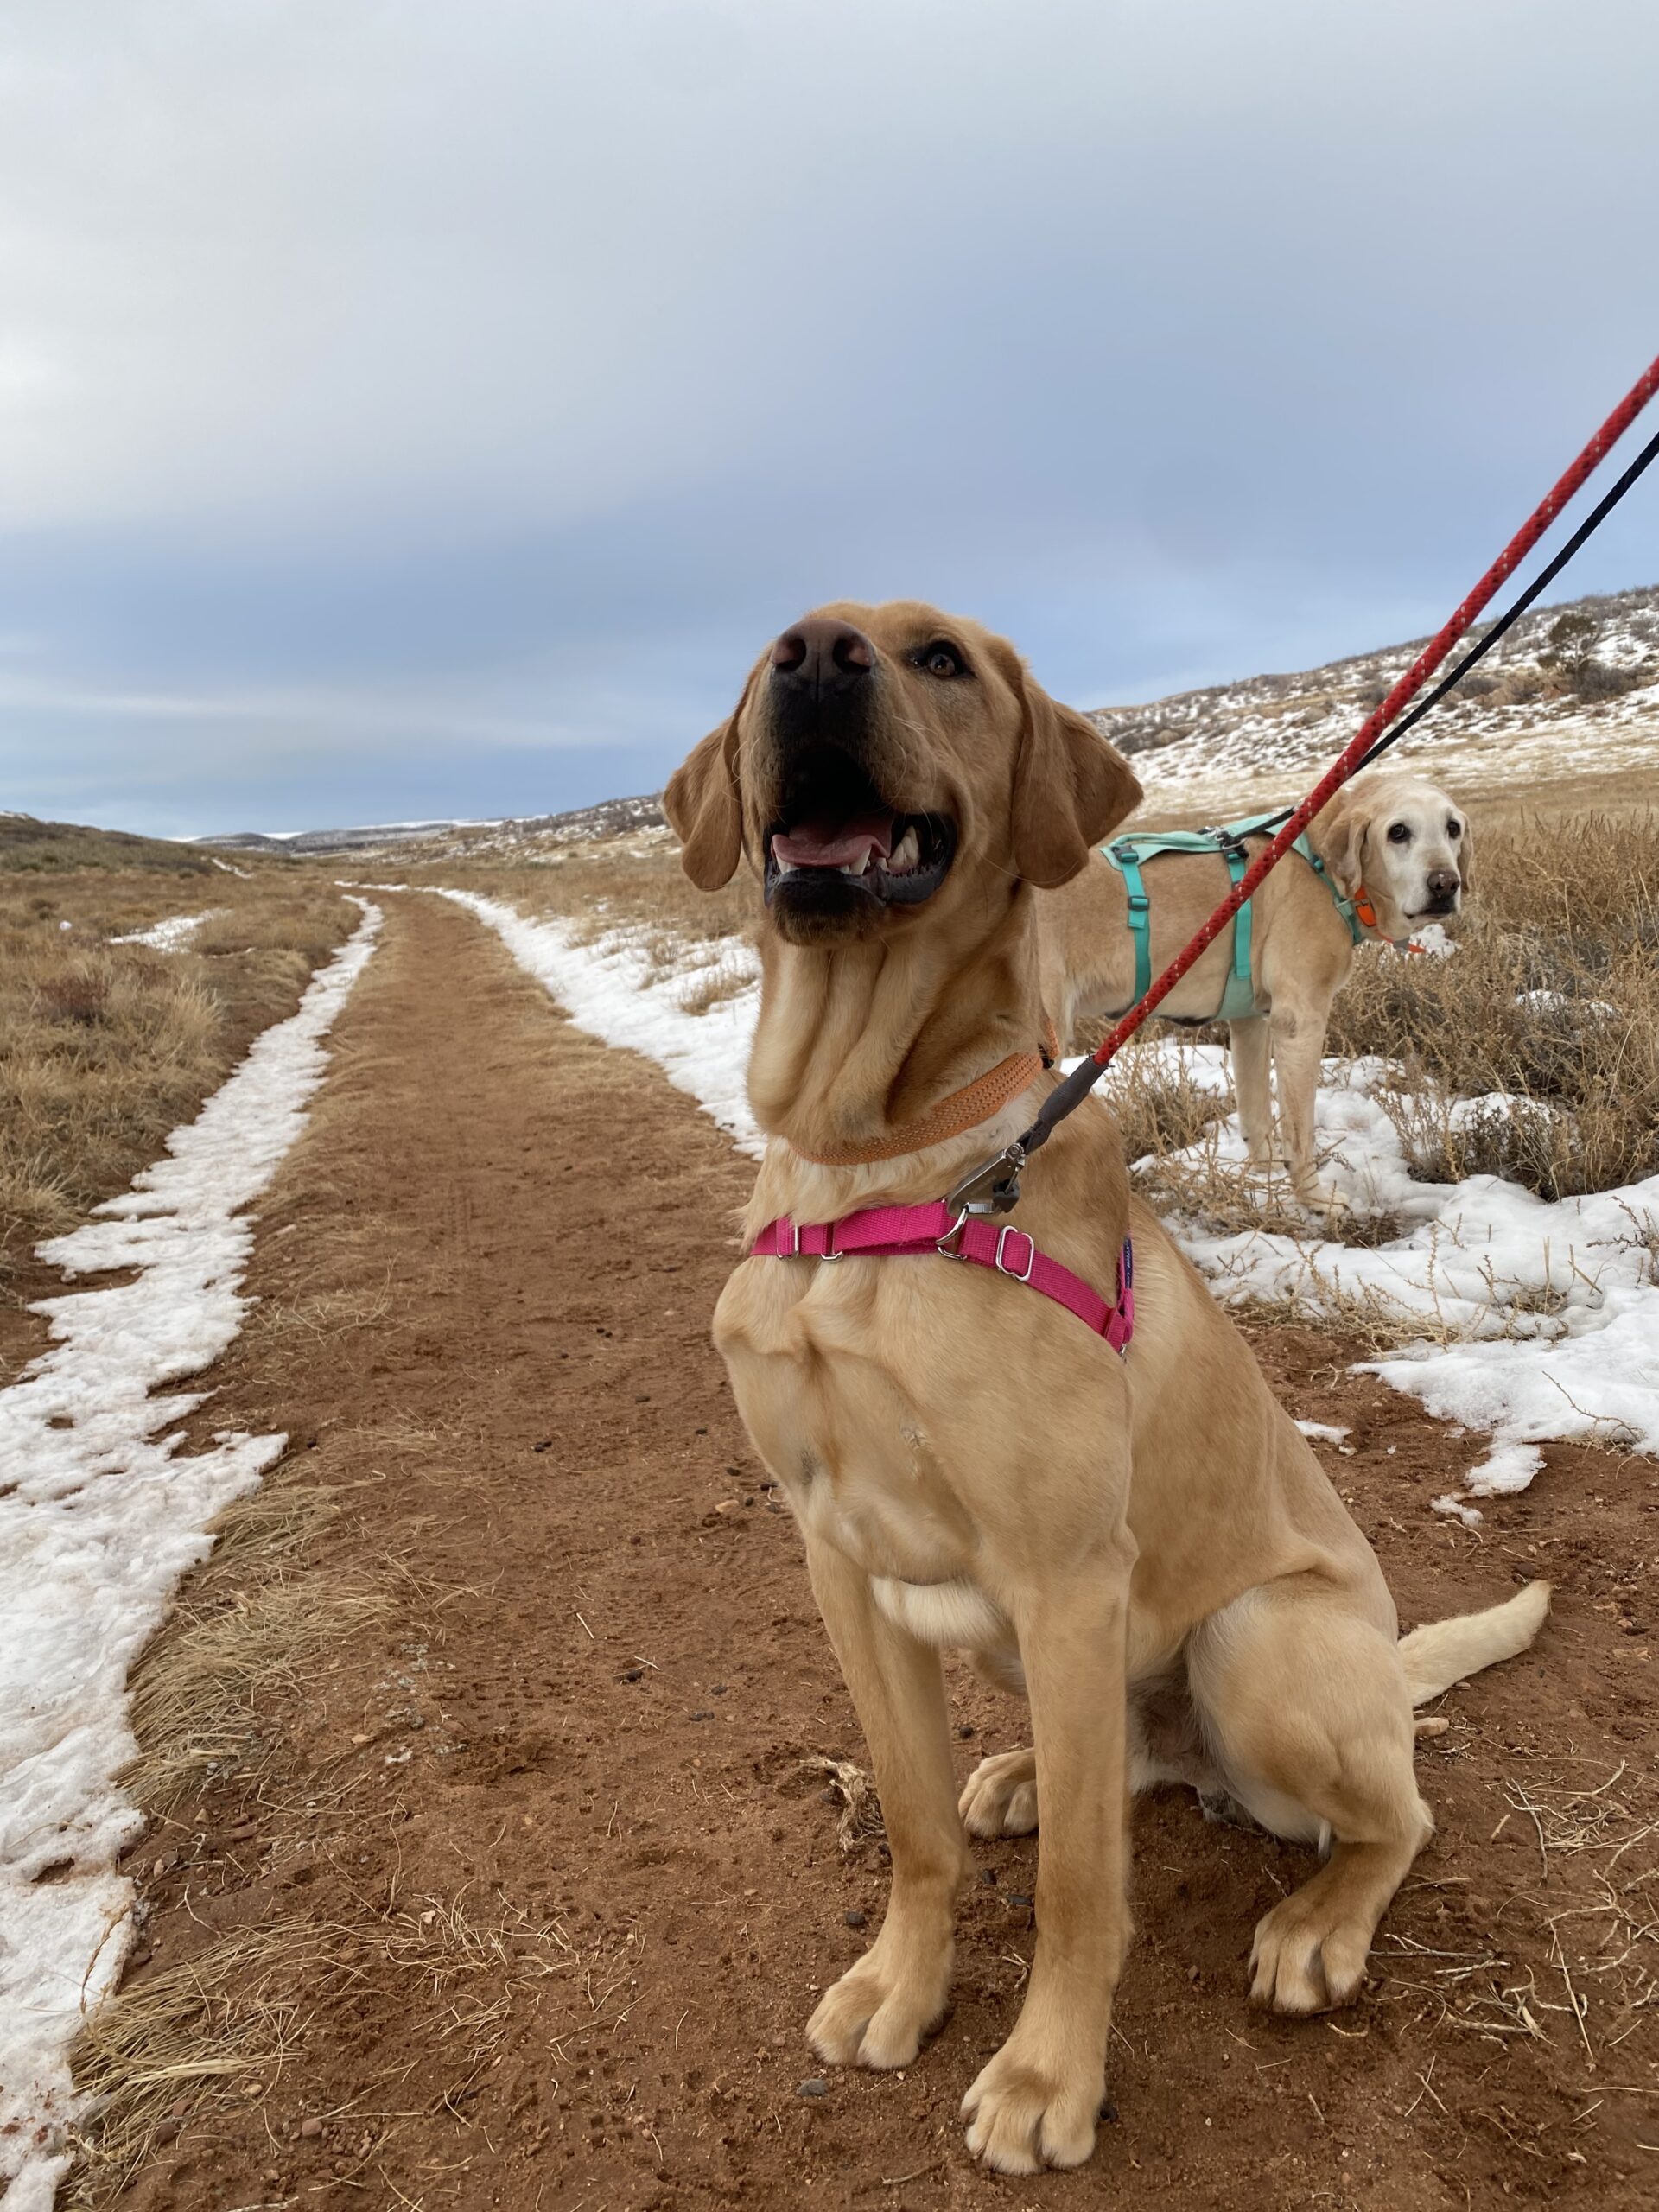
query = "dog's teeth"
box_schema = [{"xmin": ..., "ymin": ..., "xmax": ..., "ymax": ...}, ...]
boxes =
[
  {"xmin": 891, "ymin": 828, "xmax": 919, "ymax": 872},
  {"xmin": 840, "ymin": 853, "xmax": 871, "ymax": 876}
]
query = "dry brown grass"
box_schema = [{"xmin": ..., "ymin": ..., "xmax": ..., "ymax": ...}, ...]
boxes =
[
  {"xmin": 124, "ymin": 1481, "xmax": 389, "ymax": 1815},
  {"xmin": 1328, "ymin": 810, "xmax": 1659, "ymax": 1198},
  {"xmin": 0, "ymin": 869, "xmax": 357, "ymax": 1284},
  {"xmin": 1100, "ymin": 1051, "xmax": 1230, "ymax": 1169},
  {"xmin": 67, "ymin": 1897, "xmax": 596, "ymax": 2205}
]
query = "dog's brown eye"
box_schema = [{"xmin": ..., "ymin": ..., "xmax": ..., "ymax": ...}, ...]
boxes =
[
  {"xmin": 918, "ymin": 642, "xmax": 965, "ymax": 679},
  {"xmin": 1447, "ymin": 818, "xmax": 1462, "ymax": 839},
  {"xmin": 1387, "ymin": 822, "xmax": 1411, "ymax": 846}
]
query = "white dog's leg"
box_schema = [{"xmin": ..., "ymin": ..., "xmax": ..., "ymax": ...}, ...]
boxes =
[
  {"xmin": 1229, "ymin": 1016, "xmax": 1274, "ymax": 1169},
  {"xmin": 1268, "ymin": 1005, "xmax": 1331, "ymax": 1209}
]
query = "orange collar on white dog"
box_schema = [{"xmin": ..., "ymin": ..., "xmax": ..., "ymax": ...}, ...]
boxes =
[{"xmin": 1354, "ymin": 885, "xmax": 1427, "ymax": 954}]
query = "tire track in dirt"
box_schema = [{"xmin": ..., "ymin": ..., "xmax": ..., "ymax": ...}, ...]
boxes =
[{"xmin": 99, "ymin": 891, "xmax": 1658, "ymax": 2210}]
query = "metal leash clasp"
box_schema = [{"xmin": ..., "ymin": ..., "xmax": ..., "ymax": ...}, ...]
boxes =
[{"xmin": 944, "ymin": 1140, "xmax": 1027, "ymax": 1221}]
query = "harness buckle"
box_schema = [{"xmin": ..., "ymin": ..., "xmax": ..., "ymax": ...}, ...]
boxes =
[{"xmin": 994, "ymin": 1225, "xmax": 1036, "ymax": 1283}]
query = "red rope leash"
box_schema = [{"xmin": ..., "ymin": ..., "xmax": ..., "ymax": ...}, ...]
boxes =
[{"xmin": 950, "ymin": 349, "xmax": 1659, "ymax": 1217}]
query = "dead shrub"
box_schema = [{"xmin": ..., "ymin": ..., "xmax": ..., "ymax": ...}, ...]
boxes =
[
  {"xmin": 1103, "ymin": 1049, "xmax": 1229, "ymax": 1166},
  {"xmin": 1328, "ymin": 813, "xmax": 1659, "ymax": 1198},
  {"xmin": 36, "ymin": 966, "xmax": 113, "ymax": 1026}
]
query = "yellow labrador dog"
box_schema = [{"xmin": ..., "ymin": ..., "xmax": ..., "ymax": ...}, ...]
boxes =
[
  {"xmin": 1039, "ymin": 770, "xmax": 1472, "ymax": 1205},
  {"xmin": 665, "ymin": 601, "xmax": 1544, "ymax": 2176}
]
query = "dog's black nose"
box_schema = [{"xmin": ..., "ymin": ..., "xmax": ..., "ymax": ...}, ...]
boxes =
[
  {"xmin": 770, "ymin": 617, "xmax": 874, "ymax": 698},
  {"xmin": 1426, "ymin": 868, "xmax": 1460, "ymax": 900}
]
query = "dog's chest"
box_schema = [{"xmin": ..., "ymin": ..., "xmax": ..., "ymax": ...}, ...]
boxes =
[{"xmin": 713, "ymin": 1264, "xmax": 980, "ymax": 1586}]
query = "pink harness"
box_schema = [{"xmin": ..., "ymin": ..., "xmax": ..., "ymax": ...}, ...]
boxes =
[{"xmin": 748, "ymin": 1203, "xmax": 1135, "ymax": 1354}]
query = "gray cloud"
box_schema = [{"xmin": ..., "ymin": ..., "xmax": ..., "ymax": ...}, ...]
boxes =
[{"xmin": 2, "ymin": 0, "xmax": 1656, "ymax": 835}]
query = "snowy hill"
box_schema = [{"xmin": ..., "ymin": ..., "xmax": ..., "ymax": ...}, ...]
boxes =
[
  {"xmin": 204, "ymin": 793, "xmax": 664, "ymax": 858},
  {"xmin": 1096, "ymin": 582, "xmax": 1659, "ymax": 816}
]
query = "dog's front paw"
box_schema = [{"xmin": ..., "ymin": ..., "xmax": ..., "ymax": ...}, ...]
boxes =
[
  {"xmin": 807, "ymin": 1935, "xmax": 951, "ymax": 2070},
  {"xmin": 961, "ymin": 2028, "xmax": 1105, "ymax": 2174},
  {"xmin": 958, "ymin": 1748, "xmax": 1038, "ymax": 1837}
]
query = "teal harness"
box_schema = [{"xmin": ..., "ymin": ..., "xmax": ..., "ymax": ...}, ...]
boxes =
[{"xmin": 1103, "ymin": 810, "xmax": 1364, "ymax": 1023}]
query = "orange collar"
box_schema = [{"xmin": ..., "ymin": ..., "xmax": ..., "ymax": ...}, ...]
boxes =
[
  {"xmin": 791, "ymin": 1022, "xmax": 1059, "ymax": 1167},
  {"xmin": 1354, "ymin": 885, "xmax": 1426, "ymax": 952}
]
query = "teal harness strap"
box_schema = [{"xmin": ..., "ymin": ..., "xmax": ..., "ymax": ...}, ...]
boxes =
[
  {"xmin": 1213, "ymin": 830, "xmax": 1258, "ymax": 1021},
  {"xmin": 1108, "ymin": 841, "xmax": 1154, "ymax": 1002},
  {"xmin": 1102, "ymin": 810, "xmax": 1364, "ymax": 1023},
  {"xmin": 1292, "ymin": 832, "xmax": 1364, "ymax": 946}
]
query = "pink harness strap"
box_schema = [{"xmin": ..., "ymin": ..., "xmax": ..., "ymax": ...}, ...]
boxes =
[{"xmin": 747, "ymin": 1202, "xmax": 1134, "ymax": 1354}]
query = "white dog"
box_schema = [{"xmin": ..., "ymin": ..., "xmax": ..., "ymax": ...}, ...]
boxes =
[{"xmin": 1039, "ymin": 770, "xmax": 1471, "ymax": 1204}]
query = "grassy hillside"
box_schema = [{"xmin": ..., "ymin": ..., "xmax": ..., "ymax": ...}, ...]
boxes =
[{"xmin": 0, "ymin": 811, "xmax": 228, "ymax": 875}]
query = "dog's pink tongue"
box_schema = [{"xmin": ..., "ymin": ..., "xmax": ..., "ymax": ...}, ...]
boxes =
[{"xmin": 772, "ymin": 810, "xmax": 894, "ymax": 869}]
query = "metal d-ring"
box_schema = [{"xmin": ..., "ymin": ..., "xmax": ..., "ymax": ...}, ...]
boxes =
[{"xmin": 935, "ymin": 1208, "xmax": 969, "ymax": 1258}]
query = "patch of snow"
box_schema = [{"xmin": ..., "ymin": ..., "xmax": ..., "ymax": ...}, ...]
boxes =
[
  {"xmin": 1432, "ymin": 1494, "xmax": 1484, "ymax": 1528},
  {"xmin": 209, "ymin": 856, "xmax": 252, "ymax": 879},
  {"xmin": 0, "ymin": 900, "xmax": 382, "ymax": 2209},
  {"xmin": 430, "ymin": 893, "xmax": 764, "ymax": 1156},
  {"xmin": 1406, "ymin": 923, "xmax": 1455, "ymax": 957},
  {"xmin": 1128, "ymin": 1052, "xmax": 1659, "ymax": 1483},
  {"xmin": 1460, "ymin": 1439, "xmax": 1548, "ymax": 1497},
  {"xmin": 1516, "ymin": 987, "xmax": 1617, "ymax": 1019},
  {"xmin": 1294, "ymin": 1421, "xmax": 1351, "ymax": 1444},
  {"xmin": 108, "ymin": 909, "xmax": 219, "ymax": 951}
]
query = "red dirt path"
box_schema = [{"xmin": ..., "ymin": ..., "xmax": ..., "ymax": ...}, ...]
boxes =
[{"xmin": 95, "ymin": 893, "xmax": 1658, "ymax": 2209}]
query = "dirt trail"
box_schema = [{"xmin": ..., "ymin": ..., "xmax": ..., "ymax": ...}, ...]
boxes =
[{"xmin": 105, "ymin": 893, "xmax": 1657, "ymax": 2209}]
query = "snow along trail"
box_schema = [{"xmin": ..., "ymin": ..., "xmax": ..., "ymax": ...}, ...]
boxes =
[
  {"xmin": 0, "ymin": 899, "xmax": 381, "ymax": 2212},
  {"xmin": 108, "ymin": 908, "xmax": 220, "ymax": 950},
  {"xmin": 1117, "ymin": 1040, "xmax": 1659, "ymax": 1495},
  {"xmin": 435, "ymin": 895, "xmax": 1659, "ymax": 1501},
  {"xmin": 426, "ymin": 891, "xmax": 763, "ymax": 1156}
]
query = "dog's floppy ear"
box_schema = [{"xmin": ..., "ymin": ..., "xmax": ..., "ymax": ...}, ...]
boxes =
[
  {"xmin": 1455, "ymin": 815, "xmax": 1474, "ymax": 892},
  {"xmin": 664, "ymin": 702, "xmax": 746, "ymax": 891},
  {"xmin": 1318, "ymin": 787, "xmax": 1370, "ymax": 895},
  {"xmin": 1010, "ymin": 673, "xmax": 1141, "ymax": 887}
]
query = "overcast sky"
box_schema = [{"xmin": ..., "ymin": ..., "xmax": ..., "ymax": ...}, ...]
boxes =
[{"xmin": 2, "ymin": 1, "xmax": 1656, "ymax": 838}]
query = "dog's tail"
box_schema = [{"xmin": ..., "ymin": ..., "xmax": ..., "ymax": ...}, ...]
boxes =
[{"xmin": 1398, "ymin": 1580, "xmax": 1552, "ymax": 1707}]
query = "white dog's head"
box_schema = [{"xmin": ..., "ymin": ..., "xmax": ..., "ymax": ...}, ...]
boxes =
[{"xmin": 1315, "ymin": 770, "xmax": 1471, "ymax": 938}]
